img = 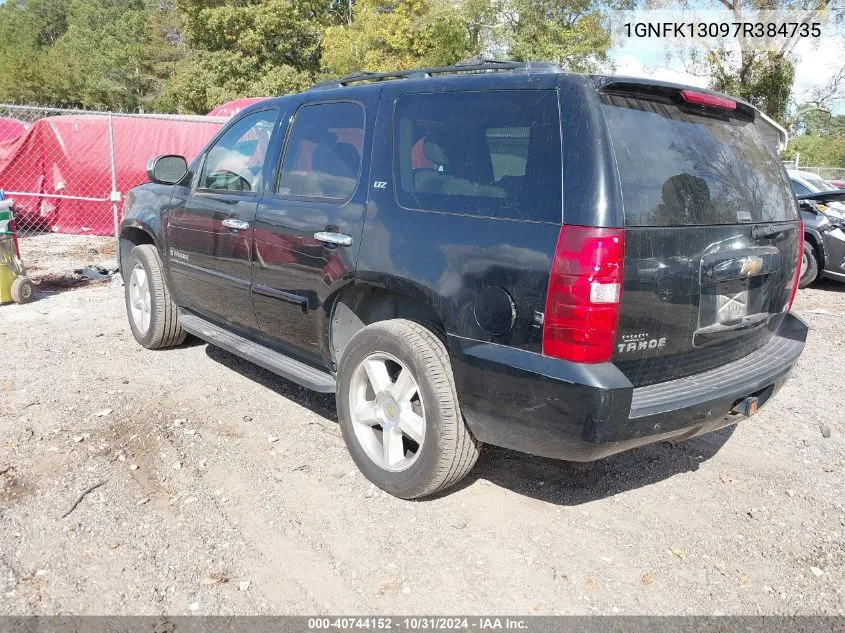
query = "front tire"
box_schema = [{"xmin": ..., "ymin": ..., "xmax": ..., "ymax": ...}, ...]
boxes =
[
  {"xmin": 799, "ymin": 240, "xmax": 820, "ymax": 288},
  {"xmin": 337, "ymin": 319, "xmax": 480, "ymax": 499},
  {"xmin": 124, "ymin": 244, "xmax": 186, "ymax": 349}
]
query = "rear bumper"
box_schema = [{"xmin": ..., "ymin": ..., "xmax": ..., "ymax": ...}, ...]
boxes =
[{"xmin": 449, "ymin": 312, "xmax": 807, "ymax": 461}]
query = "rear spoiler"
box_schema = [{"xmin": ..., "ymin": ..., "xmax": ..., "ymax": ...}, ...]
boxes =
[
  {"xmin": 756, "ymin": 111, "xmax": 788, "ymax": 152},
  {"xmin": 796, "ymin": 189, "xmax": 845, "ymax": 203},
  {"xmin": 597, "ymin": 80, "xmax": 756, "ymax": 122}
]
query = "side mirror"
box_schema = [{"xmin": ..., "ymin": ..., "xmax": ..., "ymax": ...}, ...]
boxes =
[{"xmin": 147, "ymin": 155, "xmax": 188, "ymax": 185}]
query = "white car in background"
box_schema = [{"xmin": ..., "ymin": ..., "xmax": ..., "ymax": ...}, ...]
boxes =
[
  {"xmin": 788, "ymin": 169, "xmax": 845, "ymax": 218},
  {"xmin": 789, "ymin": 169, "xmax": 836, "ymax": 194}
]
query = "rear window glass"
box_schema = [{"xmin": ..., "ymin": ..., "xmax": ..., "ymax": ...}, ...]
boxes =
[
  {"xmin": 394, "ymin": 90, "xmax": 561, "ymax": 222},
  {"xmin": 601, "ymin": 93, "xmax": 796, "ymax": 226}
]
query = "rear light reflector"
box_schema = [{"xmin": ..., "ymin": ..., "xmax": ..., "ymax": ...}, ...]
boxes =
[
  {"xmin": 590, "ymin": 282, "xmax": 621, "ymax": 304},
  {"xmin": 787, "ymin": 221, "xmax": 804, "ymax": 311},
  {"xmin": 542, "ymin": 225, "xmax": 625, "ymax": 363},
  {"xmin": 680, "ymin": 89, "xmax": 737, "ymax": 111}
]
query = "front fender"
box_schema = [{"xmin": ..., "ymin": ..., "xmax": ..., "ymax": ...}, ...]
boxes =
[
  {"xmin": 120, "ymin": 215, "xmax": 160, "ymax": 244},
  {"xmin": 803, "ymin": 226, "xmax": 829, "ymax": 269},
  {"xmin": 801, "ymin": 208, "xmax": 831, "ymax": 267},
  {"xmin": 119, "ymin": 184, "xmax": 175, "ymax": 274}
]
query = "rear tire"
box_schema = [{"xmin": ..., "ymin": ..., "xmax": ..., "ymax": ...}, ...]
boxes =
[
  {"xmin": 125, "ymin": 244, "xmax": 186, "ymax": 349},
  {"xmin": 337, "ymin": 319, "xmax": 480, "ymax": 499},
  {"xmin": 799, "ymin": 240, "xmax": 819, "ymax": 288}
]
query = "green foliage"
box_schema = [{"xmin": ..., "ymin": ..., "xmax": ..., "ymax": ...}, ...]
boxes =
[
  {"xmin": 782, "ymin": 107, "xmax": 845, "ymax": 167},
  {"xmin": 0, "ymin": 0, "xmax": 616, "ymax": 112},
  {"xmin": 322, "ymin": 0, "xmax": 470, "ymax": 75},
  {"xmin": 794, "ymin": 107, "xmax": 845, "ymax": 137},
  {"xmin": 709, "ymin": 50, "xmax": 794, "ymax": 122},
  {"xmin": 0, "ymin": 0, "xmax": 64, "ymax": 104},
  {"xmin": 0, "ymin": 0, "xmax": 183, "ymax": 110},
  {"xmin": 646, "ymin": 1, "xmax": 836, "ymax": 125},
  {"xmin": 175, "ymin": 0, "xmax": 329, "ymax": 71},
  {"xmin": 506, "ymin": 0, "xmax": 611, "ymax": 72},
  {"xmin": 160, "ymin": 0, "xmax": 334, "ymax": 112},
  {"xmin": 782, "ymin": 133, "xmax": 845, "ymax": 167},
  {"xmin": 156, "ymin": 51, "xmax": 312, "ymax": 113}
]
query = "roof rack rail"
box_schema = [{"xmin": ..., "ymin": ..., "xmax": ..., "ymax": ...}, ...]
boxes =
[{"xmin": 308, "ymin": 59, "xmax": 561, "ymax": 91}]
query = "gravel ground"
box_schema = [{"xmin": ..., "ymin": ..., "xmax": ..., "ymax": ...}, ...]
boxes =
[
  {"xmin": 0, "ymin": 258, "xmax": 843, "ymax": 615},
  {"xmin": 19, "ymin": 234, "xmax": 116, "ymax": 282}
]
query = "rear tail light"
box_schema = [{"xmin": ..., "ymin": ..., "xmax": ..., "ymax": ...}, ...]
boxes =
[
  {"xmin": 680, "ymin": 89, "xmax": 736, "ymax": 111},
  {"xmin": 542, "ymin": 225, "xmax": 625, "ymax": 363},
  {"xmin": 786, "ymin": 221, "xmax": 804, "ymax": 311}
]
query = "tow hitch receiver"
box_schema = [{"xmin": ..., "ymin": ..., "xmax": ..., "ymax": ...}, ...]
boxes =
[{"xmin": 732, "ymin": 396, "xmax": 759, "ymax": 417}]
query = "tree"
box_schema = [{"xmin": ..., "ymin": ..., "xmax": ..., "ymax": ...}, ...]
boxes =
[
  {"xmin": 652, "ymin": 0, "xmax": 836, "ymax": 123},
  {"xmin": 708, "ymin": 50, "xmax": 794, "ymax": 122},
  {"xmin": 321, "ymin": 0, "xmax": 471, "ymax": 76},
  {"xmin": 162, "ymin": 0, "xmax": 334, "ymax": 113},
  {"xmin": 0, "ymin": 0, "xmax": 618, "ymax": 111},
  {"xmin": 0, "ymin": 0, "xmax": 184, "ymax": 110},
  {"xmin": 793, "ymin": 107, "xmax": 845, "ymax": 137},
  {"xmin": 504, "ymin": 0, "xmax": 612, "ymax": 72},
  {"xmin": 46, "ymin": 0, "xmax": 155, "ymax": 109},
  {"xmin": 321, "ymin": 0, "xmax": 614, "ymax": 77},
  {"xmin": 781, "ymin": 105, "xmax": 845, "ymax": 167},
  {"xmin": 781, "ymin": 133, "xmax": 845, "ymax": 167},
  {"xmin": 0, "ymin": 0, "xmax": 69, "ymax": 104}
]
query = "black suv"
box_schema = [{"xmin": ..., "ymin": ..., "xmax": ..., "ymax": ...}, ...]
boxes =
[{"xmin": 120, "ymin": 60, "xmax": 807, "ymax": 499}]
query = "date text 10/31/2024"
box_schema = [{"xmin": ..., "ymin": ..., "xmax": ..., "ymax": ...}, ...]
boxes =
[{"xmin": 307, "ymin": 618, "xmax": 529, "ymax": 630}]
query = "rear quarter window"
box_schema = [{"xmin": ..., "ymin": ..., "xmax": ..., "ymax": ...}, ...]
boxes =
[
  {"xmin": 601, "ymin": 93, "xmax": 797, "ymax": 226},
  {"xmin": 393, "ymin": 90, "xmax": 562, "ymax": 222}
]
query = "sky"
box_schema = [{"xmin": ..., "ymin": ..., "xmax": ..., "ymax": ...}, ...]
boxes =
[{"xmin": 607, "ymin": 10, "xmax": 845, "ymax": 117}]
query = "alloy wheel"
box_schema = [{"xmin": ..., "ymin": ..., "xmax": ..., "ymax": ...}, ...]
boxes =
[
  {"xmin": 128, "ymin": 263, "xmax": 151, "ymax": 335},
  {"xmin": 348, "ymin": 352, "xmax": 426, "ymax": 472}
]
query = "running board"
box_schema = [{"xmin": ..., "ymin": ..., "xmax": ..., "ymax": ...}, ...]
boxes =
[{"xmin": 179, "ymin": 311, "xmax": 336, "ymax": 393}]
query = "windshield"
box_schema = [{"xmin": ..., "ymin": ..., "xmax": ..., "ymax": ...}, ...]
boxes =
[{"xmin": 601, "ymin": 92, "xmax": 797, "ymax": 226}]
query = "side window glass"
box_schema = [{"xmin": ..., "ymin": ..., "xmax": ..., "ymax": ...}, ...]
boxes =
[
  {"xmin": 199, "ymin": 110, "xmax": 277, "ymax": 193},
  {"xmin": 394, "ymin": 90, "xmax": 561, "ymax": 221},
  {"xmin": 278, "ymin": 102, "xmax": 364, "ymax": 202}
]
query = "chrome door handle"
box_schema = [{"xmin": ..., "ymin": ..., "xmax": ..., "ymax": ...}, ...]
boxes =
[
  {"xmin": 222, "ymin": 218, "xmax": 250, "ymax": 231},
  {"xmin": 314, "ymin": 231, "xmax": 353, "ymax": 247}
]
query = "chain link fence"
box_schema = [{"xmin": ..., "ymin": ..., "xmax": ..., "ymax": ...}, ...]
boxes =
[
  {"xmin": 782, "ymin": 160, "xmax": 845, "ymax": 183},
  {"xmin": 0, "ymin": 104, "xmax": 225, "ymax": 283},
  {"xmin": 795, "ymin": 166, "xmax": 845, "ymax": 182}
]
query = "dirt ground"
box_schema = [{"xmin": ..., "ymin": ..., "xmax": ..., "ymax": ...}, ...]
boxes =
[{"xmin": 1, "ymin": 240, "xmax": 844, "ymax": 615}]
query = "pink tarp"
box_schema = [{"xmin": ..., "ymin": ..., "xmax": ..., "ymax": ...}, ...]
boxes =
[
  {"xmin": 0, "ymin": 117, "xmax": 26, "ymax": 142},
  {"xmin": 0, "ymin": 115, "xmax": 222, "ymax": 235},
  {"xmin": 207, "ymin": 98, "xmax": 268, "ymax": 117}
]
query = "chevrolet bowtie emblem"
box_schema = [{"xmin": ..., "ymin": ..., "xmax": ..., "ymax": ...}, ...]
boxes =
[{"xmin": 740, "ymin": 256, "xmax": 764, "ymax": 277}]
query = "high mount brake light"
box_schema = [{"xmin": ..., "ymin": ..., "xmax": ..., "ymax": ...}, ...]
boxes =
[
  {"xmin": 787, "ymin": 221, "xmax": 804, "ymax": 312},
  {"xmin": 680, "ymin": 89, "xmax": 737, "ymax": 111},
  {"xmin": 542, "ymin": 226, "xmax": 625, "ymax": 364}
]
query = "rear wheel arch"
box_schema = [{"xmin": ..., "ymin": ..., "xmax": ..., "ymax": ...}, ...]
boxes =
[{"xmin": 329, "ymin": 284, "xmax": 446, "ymax": 366}]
